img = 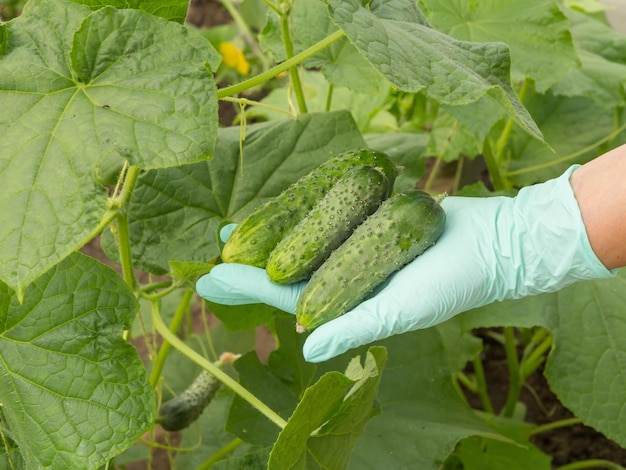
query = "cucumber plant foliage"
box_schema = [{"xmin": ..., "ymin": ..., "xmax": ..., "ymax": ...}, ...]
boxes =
[{"xmin": 0, "ymin": 0, "xmax": 625, "ymax": 468}]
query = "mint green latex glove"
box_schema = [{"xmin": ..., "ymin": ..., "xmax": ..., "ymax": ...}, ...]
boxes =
[{"xmin": 196, "ymin": 166, "xmax": 615, "ymax": 362}]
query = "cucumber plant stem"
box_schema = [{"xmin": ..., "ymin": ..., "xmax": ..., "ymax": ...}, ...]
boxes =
[
  {"xmin": 501, "ymin": 327, "xmax": 522, "ymax": 417},
  {"xmin": 482, "ymin": 138, "xmax": 507, "ymax": 191},
  {"xmin": 529, "ymin": 417, "xmax": 582, "ymax": 436},
  {"xmin": 280, "ymin": 6, "xmax": 307, "ymax": 114},
  {"xmin": 151, "ymin": 304, "xmax": 288, "ymax": 430},
  {"xmin": 196, "ymin": 438, "xmax": 244, "ymax": 469},
  {"xmin": 149, "ymin": 290, "xmax": 194, "ymax": 387},
  {"xmin": 554, "ymin": 460, "xmax": 625, "ymax": 470},
  {"xmin": 520, "ymin": 333, "xmax": 553, "ymax": 379},
  {"xmin": 114, "ymin": 165, "xmax": 140, "ymax": 291},
  {"xmin": 472, "ymin": 355, "xmax": 495, "ymax": 414},
  {"xmin": 217, "ymin": 29, "xmax": 345, "ymax": 99}
]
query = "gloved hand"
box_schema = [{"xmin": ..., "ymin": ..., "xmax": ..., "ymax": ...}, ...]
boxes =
[{"xmin": 196, "ymin": 165, "xmax": 615, "ymax": 363}]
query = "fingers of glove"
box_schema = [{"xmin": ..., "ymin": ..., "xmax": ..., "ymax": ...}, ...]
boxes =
[
  {"xmin": 219, "ymin": 223, "xmax": 238, "ymax": 243},
  {"xmin": 196, "ymin": 263, "xmax": 303, "ymax": 313}
]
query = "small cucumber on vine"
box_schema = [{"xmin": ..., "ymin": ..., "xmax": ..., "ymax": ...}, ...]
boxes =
[
  {"xmin": 221, "ymin": 148, "xmax": 400, "ymax": 268},
  {"xmin": 158, "ymin": 369, "xmax": 221, "ymax": 432},
  {"xmin": 296, "ymin": 190, "xmax": 446, "ymax": 332},
  {"xmin": 266, "ymin": 165, "xmax": 392, "ymax": 284}
]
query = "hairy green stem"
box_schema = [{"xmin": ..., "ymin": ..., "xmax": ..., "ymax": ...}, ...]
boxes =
[
  {"xmin": 452, "ymin": 156, "xmax": 465, "ymax": 194},
  {"xmin": 520, "ymin": 333, "xmax": 553, "ymax": 379},
  {"xmin": 113, "ymin": 165, "xmax": 141, "ymax": 291},
  {"xmin": 501, "ymin": 327, "xmax": 521, "ymax": 417},
  {"xmin": 220, "ymin": 96, "xmax": 295, "ymax": 117},
  {"xmin": 456, "ymin": 371, "xmax": 477, "ymax": 393},
  {"xmin": 482, "ymin": 138, "xmax": 507, "ymax": 191},
  {"xmin": 217, "ymin": 29, "xmax": 345, "ymax": 99},
  {"xmin": 424, "ymin": 156, "xmax": 443, "ymax": 192},
  {"xmin": 325, "ymin": 83, "xmax": 334, "ymax": 112},
  {"xmin": 196, "ymin": 438, "xmax": 244, "ymax": 469},
  {"xmin": 149, "ymin": 290, "xmax": 194, "ymax": 387},
  {"xmin": 280, "ymin": 6, "xmax": 307, "ymax": 113},
  {"xmin": 529, "ymin": 417, "xmax": 582, "ymax": 436},
  {"xmin": 151, "ymin": 305, "xmax": 288, "ymax": 429},
  {"xmin": 555, "ymin": 460, "xmax": 625, "ymax": 470},
  {"xmin": 140, "ymin": 280, "xmax": 174, "ymax": 294}
]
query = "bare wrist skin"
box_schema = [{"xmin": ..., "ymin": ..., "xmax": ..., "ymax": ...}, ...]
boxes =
[{"xmin": 569, "ymin": 144, "xmax": 626, "ymax": 270}]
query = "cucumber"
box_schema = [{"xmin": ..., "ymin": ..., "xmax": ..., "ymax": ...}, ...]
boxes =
[
  {"xmin": 295, "ymin": 190, "xmax": 446, "ymax": 332},
  {"xmin": 158, "ymin": 370, "xmax": 221, "ymax": 431},
  {"xmin": 266, "ymin": 165, "xmax": 392, "ymax": 284},
  {"xmin": 221, "ymin": 148, "xmax": 400, "ymax": 268}
]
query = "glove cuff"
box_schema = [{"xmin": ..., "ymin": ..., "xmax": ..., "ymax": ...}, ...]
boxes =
[{"xmin": 497, "ymin": 165, "xmax": 615, "ymax": 300}]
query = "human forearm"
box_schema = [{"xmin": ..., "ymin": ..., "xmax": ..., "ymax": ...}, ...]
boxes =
[{"xmin": 570, "ymin": 144, "xmax": 626, "ymax": 270}]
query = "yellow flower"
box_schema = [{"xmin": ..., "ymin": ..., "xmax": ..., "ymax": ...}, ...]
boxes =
[{"xmin": 219, "ymin": 42, "xmax": 250, "ymax": 76}]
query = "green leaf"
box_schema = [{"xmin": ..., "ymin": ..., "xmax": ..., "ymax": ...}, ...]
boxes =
[
  {"xmin": 446, "ymin": 411, "xmax": 551, "ymax": 469},
  {"xmin": 460, "ymin": 270, "xmax": 626, "ymax": 447},
  {"xmin": 505, "ymin": 89, "xmax": 615, "ymax": 186},
  {"xmin": 113, "ymin": 111, "xmax": 366, "ymax": 274},
  {"xmin": 169, "ymin": 260, "xmax": 213, "ymax": 290},
  {"xmin": 419, "ymin": 0, "xmax": 579, "ymax": 92},
  {"xmin": 543, "ymin": 271, "xmax": 626, "ymax": 448},
  {"xmin": 328, "ymin": 0, "xmax": 544, "ymax": 142},
  {"xmin": 345, "ymin": 329, "xmax": 498, "ymax": 469},
  {"xmin": 267, "ymin": 316, "xmax": 317, "ymax": 400},
  {"xmin": 225, "ymin": 315, "xmax": 317, "ymax": 447},
  {"xmin": 71, "ymin": 0, "xmax": 190, "ymax": 23},
  {"xmin": 0, "ymin": 0, "xmax": 220, "ymax": 298},
  {"xmin": 268, "ymin": 347, "xmax": 387, "ymax": 470},
  {"xmin": 0, "ymin": 252, "xmax": 154, "ymax": 469},
  {"xmin": 226, "ymin": 351, "xmax": 299, "ymax": 446},
  {"xmin": 452, "ymin": 435, "xmax": 551, "ymax": 470},
  {"xmin": 427, "ymin": 99, "xmax": 501, "ymax": 162},
  {"xmin": 208, "ymin": 302, "xmax": 284, "ymax": 333},
  {"xmin": 211, "ymin": 446, "xmax": 271, "ymax": 470},
  {"xmin": 552, "ymin": 8, "xmax": 626, "ymax": 108}
]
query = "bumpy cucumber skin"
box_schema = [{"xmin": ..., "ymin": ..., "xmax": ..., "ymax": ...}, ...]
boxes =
[
  {"xmin": 266, "ymin": 165, "xmax": 392, "ymax": 284},
  {"xmin": 296, "ymin": 190, "xmax": 446, "ymax": 332},
  {"xmin": 158, "ymin": 370, "xmax": 221, "ymax": 432},
  {"xmin": 221, "ymin": 148, "xmax": 400, "ymax": 268}
]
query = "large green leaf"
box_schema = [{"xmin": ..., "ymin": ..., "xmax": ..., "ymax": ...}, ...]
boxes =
[
  {"xmin": 505, "ymin": 90, "xmax": 617, "ymax": 185},
  {"xmin": 113, "ymin": 111, "xmax": 366, "ymax": 274},
  {"xmin": 552, "ymin": 7, "xmax": 626, "ymax": 108},
  {"xmin": 72, "ymin": 0, "xmax": 190, "ymax": 23},
  {"xmin": 459, "ymin": 270, "xmax": 626, "ymax": 447},
  {"xmin": 419, "ymin": 0, "xmax": 579, "ymax": 92},
  {"xmin": 328, "ymin": 0, "xmax": 544, "ymax": 142},
  {"xmin": 346, "ymin": 328, "xmax": 498, "ymax": 469},
  {"xmin": 0, "ymin": 252, "xmax": 154, "ymax": 469},
  {"xmin": 268, "ymin": 347, "xmax": 386, "ymax": 470},
  {"xmin": 0, "ymin": 0, "xmax": 220, "ymax": 298}
]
